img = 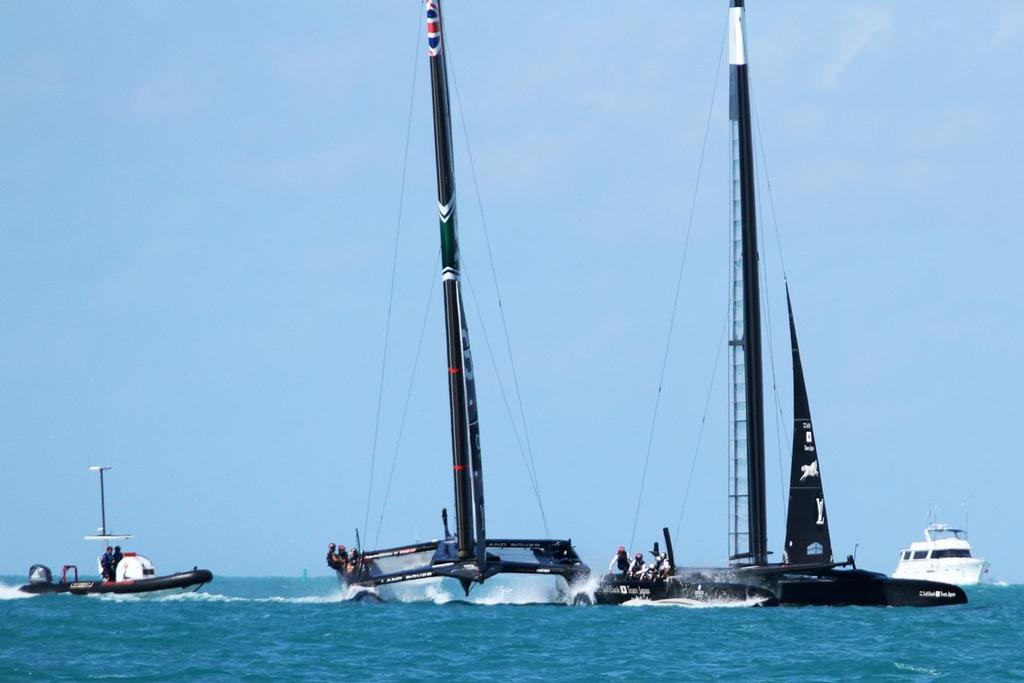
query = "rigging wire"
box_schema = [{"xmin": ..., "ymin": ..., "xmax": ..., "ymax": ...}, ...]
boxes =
[
  {"xmin": 444, "ymin": 35, "xmax": 550, "ymax": 533},
  {"xmin": 373, "ymin": 252, "xmax": 441, "ymax": 547},
  {"xmin": 674, "ymin": 306, "xmax": 730, "ymax": 544},
  {"xmin": 362, "ymin": 8, "xmax": 423, "ymax": 544},
  {"xmin": 749, "ymin": 72, "xmax": 791, "ymax": 509},
  {"xmin": 629, "ymin": 23, "xmax": 728, "ymax": 552},
  {"xmin": 462, "ymin": 270, "xmax": 550, "ymax": 534}
]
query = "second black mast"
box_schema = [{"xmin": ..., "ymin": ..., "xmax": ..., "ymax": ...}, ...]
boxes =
[{"xmin": 426, "ymin": 0, "xmax": 486, "ymax": 565}]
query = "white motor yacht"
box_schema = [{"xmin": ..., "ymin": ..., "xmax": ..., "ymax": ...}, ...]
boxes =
[{"xmin": 893, "ymin": 523, "xmax": 988, "ymax": 586}]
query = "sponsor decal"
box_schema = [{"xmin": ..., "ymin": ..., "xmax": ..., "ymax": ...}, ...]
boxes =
[
  {"xmin": 919, "ymin": 590, "xmax": 958, "ymax": 599},
  {"xmin": 815, "ymin": 497, "xmax": 825, "ymax": 525}
]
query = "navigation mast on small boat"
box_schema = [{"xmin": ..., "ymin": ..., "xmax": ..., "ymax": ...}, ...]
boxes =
[{"xmin": 330, "ymin": 0, "xmax": 588, "ymax": 599}]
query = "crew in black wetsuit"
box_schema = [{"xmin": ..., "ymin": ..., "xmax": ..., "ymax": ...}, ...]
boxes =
[
  {"xmin": 336, "ymin": 545, "xmax": 348, "ymax": 568},
  {"xmin": 326, "ymin": 543, "xmax": 340, "ymax": 570},
  {"xmin": 608, "ymin": 546, "xmax": 630, "ymax": 576},
  {"xmin": 347, "ymin": 549, "xmax": 361, "ymax": 579},
  {"xmin": 112, "ymin": 546, "xmax": 124, "ymax": 580},
  {"xmin": 100, "ymin": 547, "xmax": 114, "ymax": 582}
]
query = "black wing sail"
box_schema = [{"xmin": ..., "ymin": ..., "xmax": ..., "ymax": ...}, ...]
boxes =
[{"xmin": 783, "ymin": 287, "xmax": 833, "ymax": 564}]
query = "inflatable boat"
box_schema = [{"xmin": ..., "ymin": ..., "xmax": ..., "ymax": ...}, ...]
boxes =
[
  {"xmin": 19, "ymin": 466, "xmax": 214, "ymax": 597},
  {"xmin": 19, "ymin": 555, "xmax": 213, "ymax": 596}
]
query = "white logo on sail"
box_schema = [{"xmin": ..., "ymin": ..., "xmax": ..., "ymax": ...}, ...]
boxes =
[
  {"xmin": 800, "ymin": 459, "xmax": 819, "ymax": 482},
  {"xmin": 816, "ymin": 498, "xmax": 825, "ymax": 525}
]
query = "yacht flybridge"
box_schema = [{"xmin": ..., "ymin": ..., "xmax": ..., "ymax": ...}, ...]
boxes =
[
  {"xmin": 893, "ymin": 524, "xmax": 989, "ymax": 586},
  {"xmin": 333, "ymin": 0, "xmax": 588, "ymax": 599}
]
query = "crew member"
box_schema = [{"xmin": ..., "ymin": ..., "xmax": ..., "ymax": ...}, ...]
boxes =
[
  {"xmin": 326, "ymin": 543, "xmax": 339, "ymax": 570},
  {"xmin": 337, "ymin": 545, "xmax": 349, "ymax": 567},
  {"xmin": 628, "ymin": 552, "xmax": 645, "ymax": 578},
  {"xmin": 608, "ymin": 546, "xmax": 629, "ymax": 576},
  {"xmin": 112, "ymin": 546, "xmax": 124, "ymax": 580},
  {"xmin": 656, "ymin": 553, "xmax": 671, "ymax": 578},
  {"xmin": 348, "ymin": 548, "xmax": 361, "ymax": 577},
  {"xmin": 100, "ymin": 546, "xmax": 114, "ymax": 582}
]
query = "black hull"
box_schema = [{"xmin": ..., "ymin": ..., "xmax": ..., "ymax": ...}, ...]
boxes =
[
  {"xmin": 19, "ymin": 569, "xmax": 213, "ymax": 596},
  {"xmin": 62, "ymin": 570, "xmax": 213, "ymax": 596},
  {"xmin": 720, "ymin": 564, "xmax": 967, "ymax": 607},
  {"xmin": 593, "ymin": 574, "xmax": 777, "ymax": 606},
  {"xmin": 765, "ymin": 568, "xmax": 967, "ymax": 607},
  {"xmin": 335, "ymin": 538, "xmax": 589, "ymax": 599}
]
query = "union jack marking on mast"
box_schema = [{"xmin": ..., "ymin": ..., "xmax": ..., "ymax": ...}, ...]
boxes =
[{"xmin": 426, "ymin": 1, "xmax": 442, "ymax": 57}]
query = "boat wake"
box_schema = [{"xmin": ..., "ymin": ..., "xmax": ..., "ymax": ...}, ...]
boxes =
[
  {"xmin": 0, "ymin": 583, "xmax": 37, "ymax": 600},
  {"xmin": 386, "ymin": 577, "xmax": 575, "ymax": 606},
  {"xmin": 622, "ymin": 595, "xmax": 770, "ymax": 609},
  {"xmin": 80, "ymin": 589, "xmax": 351, "ymax": 604}
]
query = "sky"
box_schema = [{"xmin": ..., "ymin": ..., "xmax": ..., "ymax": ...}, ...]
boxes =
[{"xmin": 2, "ymin": 1, "xmax": 1022, "ymax": 582}]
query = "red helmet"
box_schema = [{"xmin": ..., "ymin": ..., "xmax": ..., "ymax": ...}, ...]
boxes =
[
  {"xmin": 617, "ymin": 546, "xmax": 625, "ymax": 553},
  {"xmin": 635, "ymin": 552, "xmax": 643, "ymax": 560}
]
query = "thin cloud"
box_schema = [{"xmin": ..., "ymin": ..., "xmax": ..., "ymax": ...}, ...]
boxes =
[{"xmin": 822, "ymin": 8, "xmax": 893, "ymax": 89}]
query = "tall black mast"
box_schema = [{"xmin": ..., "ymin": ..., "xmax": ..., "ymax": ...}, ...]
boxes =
[
  {"xmin": 426, "ymin": 0, "xmax": 486, "ymax": 565},
  {"xmin": 728, "ymin": 0, "xmax": 768, "ymax": 566}
]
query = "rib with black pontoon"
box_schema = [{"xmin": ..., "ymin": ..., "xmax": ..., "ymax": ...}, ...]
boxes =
[
  {"xmin": 19, "ymin": 466, "xmax": 213, "ymax": 596},
  {"xmin": 333, "ymin": 0, "xmax": 588, "ymax": 599}
]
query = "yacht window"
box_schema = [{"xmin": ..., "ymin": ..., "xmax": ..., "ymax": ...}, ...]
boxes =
[
  {"xmin": 901, "ymin": 551, "xmax": 911, "ymax": 561},
  {"xmin": 911, "ymin": 551, "xmax": 928, "ymax": 560},
  {"xmin": 931, "ymin": 549, "xmax": 971, "ymax": 559}
]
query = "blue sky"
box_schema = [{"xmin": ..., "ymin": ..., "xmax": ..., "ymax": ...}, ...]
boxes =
[{"xmin": 2, "ymin": 2, "xmax": 1022, "ymax": 581}]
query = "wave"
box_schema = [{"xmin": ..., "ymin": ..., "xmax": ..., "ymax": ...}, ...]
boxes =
[
  {"xmin": 622, "ymin": 595, "xmax": 769, "ymax": 608},
  {"xmin": 387, "ymin": 575, "xmax": 577, "ymax": 606},
  {"xmin": 0, "ymin": 582, "xmax": 37, "ymax": 600},
  {"xmin": 81, "ymin": 588, "xmax": 352, "ymax": 604}
]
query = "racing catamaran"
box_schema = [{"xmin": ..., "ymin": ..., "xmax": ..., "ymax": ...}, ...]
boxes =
[
  {"xmin": 599, "ymin": 0, "xmax": 966, "ymax": 607},
  {"xmin": 334, "ymin": 0, "xmax": 588, "ymax": 598}
]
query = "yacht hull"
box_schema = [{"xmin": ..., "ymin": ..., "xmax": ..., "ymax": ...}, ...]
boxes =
[
  {"xmin": 593, "ymin": 574, "xmax": 778, "ymax": 606},
  {"xmin": 754, "ymin": 567, "xmax": 967, "ymax": 607}
]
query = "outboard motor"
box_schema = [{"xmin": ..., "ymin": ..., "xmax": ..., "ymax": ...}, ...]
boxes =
[{"xmin": 28, "ymin": 564, "xmax": 53, "ymax": 585}]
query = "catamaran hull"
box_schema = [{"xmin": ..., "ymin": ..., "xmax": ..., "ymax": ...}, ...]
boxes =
[
  {"xmin": 770, "ymin": 574, "xmax": 966, "ymax": 607},
  {"xmin": 593, "ymin": 575, "xmax": 778, "ymax": 606},
  {"xmin": 333, "ymin": 538, "xmax": 589, "ymax": 600},
  {"xmin": 730, "ymin": 566, "xmax": 967, "ymax": 607}
]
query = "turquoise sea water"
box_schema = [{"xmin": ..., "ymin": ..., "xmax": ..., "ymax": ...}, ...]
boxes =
[{"xmin": 1, "ymin": 576, "xmax": 1020, "ymax": 681}]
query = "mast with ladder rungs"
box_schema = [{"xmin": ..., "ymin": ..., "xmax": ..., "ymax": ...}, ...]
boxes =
[{"xmin": 727, "ymin": 0, "xmax": 768, "ymax": 567}]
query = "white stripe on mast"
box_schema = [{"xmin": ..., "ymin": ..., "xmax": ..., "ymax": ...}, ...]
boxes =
[{"xmin": 729, "ymin": 7, "xmax": 747, "ymax": 66}]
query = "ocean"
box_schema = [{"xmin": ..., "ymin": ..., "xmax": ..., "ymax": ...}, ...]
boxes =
[{"xmin": 1, "ymin": 577, "xmax": 1020, "ymax": 681}]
